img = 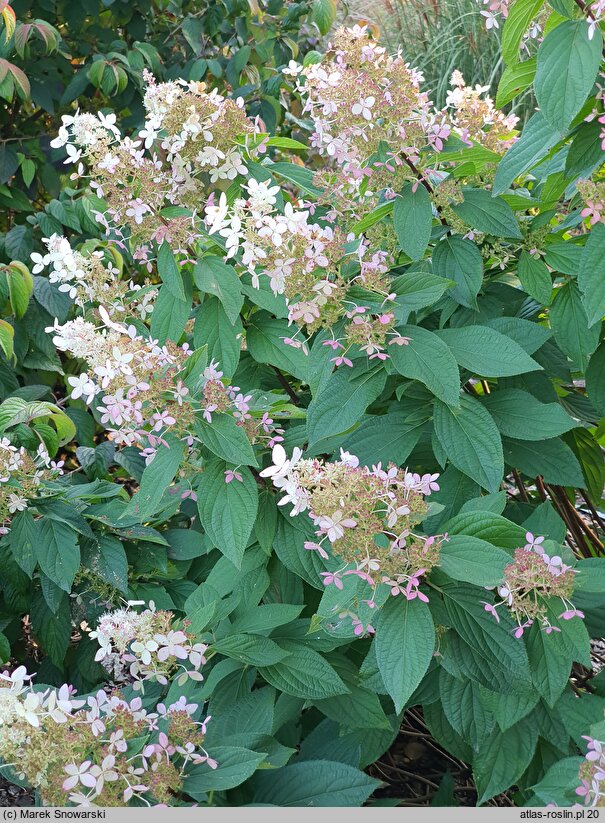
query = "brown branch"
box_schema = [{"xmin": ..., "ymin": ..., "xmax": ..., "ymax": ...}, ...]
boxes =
[
  {"xmin": 271, "ymin": 366, "xmax": 302, "ymax": 406},
  {"xmin": 512, "ymin": 469, "xmax": 529, "ymax": 502},
  {"xmin": 401, "ymin": 153, "xmax": 449, "ymax": 227}
]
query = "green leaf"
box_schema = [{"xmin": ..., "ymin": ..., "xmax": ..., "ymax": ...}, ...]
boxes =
[
  {"xmin": 517, "ymin": 250, "xmax": 553, "ymax": 304},
  {"xmin": 432, "ymin": 236, "xmax": 484, "ymax": 309},
  {"xmin": 230, "ymin": 603, "xmax": 303, "ymax": 634},
  {"xmin": 526, "ymin": 621, "xmax": 573, "ymax": 706},
  {"xmin": 312, "ymin": 0, "xmax": 337, "ymax": 34},
  {"xmin": 35, "ymin": 519, "xmax": 80, "ymax": 592},
  {"xmin": 306, "ymin": 364, "xmax": 386, "ymax": 446},
  {"xmin": 393, "ymin": 182, "xmax": 433, "ymax": 260},
  {"xmin": 197, "ymin": 459, "xmax": 258, "ymax": 568},
  {"xmin": 578, "ymin": 222, "xmax": 605, "ymax": 327},
  {"xmin": 436, "ymin": 326, "xmax": 542, "ymax": 377},
  {"xmin": 586, "ymin": 342, "xmax": 605, "ymax": 416},
  {"xmin": 534, "ymin": 20, "xmax": 602, "ymax": 132},
  {"xmin": 503, "ymin": 436, "xmax": 584, "ymax": 487},
  {"xmin": 196, "ymin": 413, "xmax": 258, "ymax": 467},
  {"xmin": 259, "ymin": 641, "xmax": 349, "ymax": 699},
  {"xmin": 493, "ymin": 112, "xmax": 563, "ymax": 195},
  {"xmin": 81, "ymin": 535, "xmax": 128, "ymax": 594},
  {"xmin": 550, "ymin": 281, "xmax": 600, "ymax": 371},
  {"xmin": 433, "ymin": 396, "xmax": 504, "ymax": 493},
  {"xmin": 444, "ymin": 510, "xmax": 527, "ymax": 550},
  {"xmin": 389, "ymin": 325, "xmax": 460, "ymax": 406},
  {"xmin": 502, "ymin": 0, "xmax": 545, "ymax": 64},
  {"xmin": 392, "ymin": 270, "xmax": 454, "ymax": 315},
  {"xmin": 482, "ymin": 389, "xmax": 576, "ymax": 440},
  {"xmin": 123, "ymin": 435, "xmax": 185, "ymax": 522},
  {"xmin": 157, "ymin": 239, "xmax": 186, "ymax": 300},
  {"xmin": 441, "ymin": 584, "xmax": 531, "ymax": 686},
  {"xmin": 6, "ymin": 509, "xmax": 38, "ymax": 576},
  {"xmin": 481, "ymin": 689, "xmax": 540, "ymax": 732},
  {"xmin": 0, "ymin": 318, "xmax": 14, "ymax": 359},
  {"xmin": 212, "ymin": 633, "xmax": 290, "ymax": 666},
  {"xmin": 150, "ymin": 277, "xmax": 192, "ymax": 345},
  {"xmin": 375, "ymin": 596, "xmax": 435, "ymax": 713},
  {"xmin": 247, "ymin": 312, "xmax": 309, "ymax": 382},
  {"xmin": 439, "ymin": 671, "xmax": 495, "ymax": 751},
  {"xmin": 6, "ymin": 267, "xmax": 32, "ymax": 318},
  {"xmin": 184, "ymin": 746, "xmax": 267, "ymax": 796},
  {"xmin": 268, "ymin": 162, "xmax": 322, "ymax": 196},
  {"xmin": 439, "ymin": 535, "xmax": 511, "ymax": 586},
  {"xmin": 453, "ymin": 189, "xmax": 521, "ymax": 238},
  {"xmin": 574, "ymin": 558, "xmax": 605, "ymax": 594},
  {"xmin": 193, "ymin": 256, "xmax": 243, "ymax": 324},
  {"xmin": 317, "ymin": 678, "xmax": 392, "ymax": 731},
  {"xmin": 496, "ymin": 58, "xmax": 537, "ymax": 107},
  {"xmin": 342, "ymin": 411, "xmax": 427, "ymax": 468},
  {"xmin": 252, "ymin": 760, "xmax": 380, "ymax": 806},
  {"xmin": 194, "ymin": 296, "xmax": 242, "ymax": 379},
  {"xmin": 30, "ymin": 591, "xmax": 71, "ymax": 667},
  {"xmin": 474, "ymin": 721, "xmax": 538, "ymax": 804}
]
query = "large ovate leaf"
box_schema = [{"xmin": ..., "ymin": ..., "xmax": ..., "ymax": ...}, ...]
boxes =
[
  {"xmin": 433, "ymin": 396, "xmax": 504, "ymax": 493},
  {"xmin": 432, "ymin": 236, "xmax": 484, "ymax": 309},
  {"xmin": 389, "ymin": 325, "xmax": 460, "ymax": 407},
  {"xmin": 393, "ymin": 182, "xmax": 433, "ymax": 260},
  {"xmin": 375, "ymin": 596, "xmax": 435, "ymax": 713},
  {"xmin": 197, "ymin": 459, "xmax": 258, "ymax": 568},
  {"xmin": 436, "ymin": 326, "xmax": 542, "ymax": 377},
  {"xmin": 534, "ymin": 20, "xmax": 602, "ymax": 132}
]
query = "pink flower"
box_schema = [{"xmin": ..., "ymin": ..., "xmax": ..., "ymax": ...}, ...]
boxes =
[
  {"xmin": 559, "ymin": 609, "xmax": 585, "ymax": 620},
  {"xmin": 524, "ymin": 532, "xmax": 545, "ymax": 552},
  {"xmin": 304, "ymin": 540, "xmax": 329, "ymax": 560},
  {"xmin": 481, "ymin": 601, "xmax": 500, "ymax": 623},
  {"xmin": 320, "ymin": 571, "xmax": 344, "ymax": 590},
  {"xmin": 225, "ymin": 469, "xmax": 243, "ymax": 483},
  {"xmin": 331, "ymin": 355, "xmax": 353, "ymax": 368}
]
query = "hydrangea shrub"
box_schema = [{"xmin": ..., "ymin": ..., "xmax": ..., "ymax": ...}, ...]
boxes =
[{"xmin": 0, "ymin": 0, "xmax": 604, "ymax": 808}]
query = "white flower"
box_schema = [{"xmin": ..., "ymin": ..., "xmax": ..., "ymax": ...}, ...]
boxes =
[
  {"xmin": 339, "ymin": 449, "xmax": 359, "ymax": 468},
  {"xmin": 64, "ymin": 143, "xmax": 82, "ymax": 165},
  {"xmin": 283, "ymin": 60, "xmax": 303, "ymax": 76},
  {"xmin": 205, "ymin": 192, "xmax": 229, "ymax": 235},
  {"xmin": 50, "ymin": 126, "xmax": 70, "ymax": 148},
  {"xmin": 7, "ymin": 493, "xmax": 27, "ymax": 514},
  {"xmin": 259, "ymin": 444, "xmax": 302, "ymax": 482},
  {"xmin": 351, "ymin": 96, "xmax": 375, "ymax": 121},
  {"xmin": 67, "ymin": 373, "xmax": 97, "ymax": 404},
  {"xmin": 317, "ymin": 510, "xmax": 357, "ymax": 542}
]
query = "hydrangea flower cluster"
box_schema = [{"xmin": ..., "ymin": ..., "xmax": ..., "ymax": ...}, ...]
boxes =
[
  {"xmin": 51, "ymin": 73, "xmax": 257, "ymax": 257},
  {"xmin": 260, "ymin": 444, "xmax": 442, "ymax": 602},
  {"xmin": 204, "ymin": 182, "xmax": 408, "ymax": 355},
  {"xmin": 444, "ymin": 70, "xmax": 518, "ymax": 154},
  {"xmin": 0, "ymin": 666, "xmax": 216, "ymax": 807},
  {"xmin": 47, "ymin": 312, "xmax": 195, "ymax": 447},
  {"xmin": 291, "ymin": 26, "xmax": 517, "ymax": 184},
  {"xmin": 578, "ymin": 179, "xmax": 605, "ymax": 226},
  {"xmin": 0, "ymin": 440, "xmax": 62, "ymax": 534},
  {"xmin": 31, "ymin": 233, "xmax": 157, "ymax": 319},
  {"xmin": 89, "ymin": 603, "xmax": 207, "ymax": 689},
  {"xmin": 46, "ymin": 306, "xmax": 267, "ymax": 457},
  {"xmin": 482, "ymin": 532, "xmax": 583, "ymax": 636},
  {"xmin": 577, "ymin": 732, "xmax": 605, "ymax": 807}
]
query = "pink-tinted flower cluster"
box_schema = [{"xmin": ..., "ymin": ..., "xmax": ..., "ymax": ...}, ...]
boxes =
[
  {"xmin": 0, "ymin": 666, "xmax": 216, "ymax": 807},
  {"xmin": 482, "ymin": 532, "xmax": 583, "ymax": 636},
  {"xmin": 577, "ymin": 733, "xmax": 605, "ymax": 806},
  {"xmin": 0, "ymin": 439, "xmax": 62, "ymax": 534},
  {"xmin": 89, "ymin": 602, "xmax": 207, "ymax": 689},
  {"xmin": 260, "ymin": 444, "xmax": 442, "ymax": 606}
]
